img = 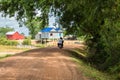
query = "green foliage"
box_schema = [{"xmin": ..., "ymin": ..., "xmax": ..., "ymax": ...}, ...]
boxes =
[
  {"xmin": 77, "ymin": 36, "xmax": 86, "ymax": 41},
  {"xmin": 67, "ymin": 49, "xmax": 115, "ymax": 80},
  {"xmin": 25, "ymin": 18, "xmax": 44, "ymax": 39},
  {"xmin": 0, "ymin": 38, "xmax": 18, "ymax": 46},
  {"xmin": 22, "ymin": 37, "xmax": 31, "ymax": 45},
  {"xmin": 99, "ymin": 20, "xmax": 120, "ymax": 70},
  {"xmin": 1, "ymin": 0, "xmax": 120, "ymax": 74},
  {"xmin": 87, "ymin": 19, "xmax": 120, "ymax": 71},
  {"xmin": 0, "ymin": 0, "xmax": 49, "ymax": 37},
  {"xmin": 0, "ymin": 27, "xmax": 14, "ymax": 37}
]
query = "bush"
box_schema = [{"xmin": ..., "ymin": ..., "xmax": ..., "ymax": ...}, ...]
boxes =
[
  {"xmin": 0, "ymin": 38, "xmax": 18, "ymax": 46},
  {"xmin": 8, "ymin": 40, "xmax": 18, "ymax": 46},
  {"xmin": 22, "ymin": 37, "xmax": 31, "ymax": 45},
  {"xmin": 87, "ymin": 20, "xmax": 120, "ymax": 72}
]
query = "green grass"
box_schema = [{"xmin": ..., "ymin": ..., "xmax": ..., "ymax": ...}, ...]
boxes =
[
  {"xmin": 72, "ymin": 58, "xmax": 115, "ymax": 80},
  {"xmin": 68, "ymin": 49, "xmax": 116, "ymax": 80},
  {"xmin": 0, "ymin": 45, "xmax": 32, "ymax": 59},
  {"xmin": 0, "ymin": 54, "xmax": 13, "ymax": 59},
  {"xmin": 0, "ymin": 44, "xmax": 46, "ymax": 58},
  {"xmin": 34, "ymin": 44, "xmax": 46, "ymax": 48},
  {"xmin": 0, "ymin": 45, "xmax": 30, "ymax": 52}
]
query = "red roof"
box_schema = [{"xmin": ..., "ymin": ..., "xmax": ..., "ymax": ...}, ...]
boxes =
[{"xmin": 6, "ymin": 31, "xmax": 25, "ymax": 40}]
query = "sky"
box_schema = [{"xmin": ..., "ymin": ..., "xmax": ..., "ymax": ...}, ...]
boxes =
[
  {"xmin": 0, "ymin": 13, "xmax": 55, "ymax": 36},
  {"xmin": 0, "ymin": 13, "xmax": 29, "ymax": 36}
]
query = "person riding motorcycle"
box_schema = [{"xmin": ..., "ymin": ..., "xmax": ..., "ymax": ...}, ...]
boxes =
[{"xmin": 57, "ymin": 37, "xmax": 64, "ymax": 48}]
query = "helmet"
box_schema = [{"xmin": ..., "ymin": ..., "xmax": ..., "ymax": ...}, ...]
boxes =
[{"xmin": 60, "ymin": 37, "xmax": 62, "ymax": 39}]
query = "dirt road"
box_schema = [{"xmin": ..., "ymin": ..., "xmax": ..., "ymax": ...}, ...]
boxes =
[{"xmin": 0, "ymin": 46, "xmax": 89, "ymax": 80}]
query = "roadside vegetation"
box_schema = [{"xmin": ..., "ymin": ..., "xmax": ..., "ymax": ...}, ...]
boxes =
[
  {"xmin": 67, "ymin": 43, "xmax": 119, "ymax": 80},
  {"xmin": 0, "ymin": 45, "xmax": 30, "ymax": 52},
  {"xmin": 0, "ymin": 36, "xmax": 45, "ymax": 56},
  {"xmin": 73, "ymin": 57, "xmax": 116, "ymax": 80},
  {"xmin": 0, "ymin": 45, "xmax": 30, "ymax": 60},
  {"xmin": 0, "ymin": 54, "xmax": 13, "ymax": 60},
  {"xmin": 0, "ymin": 38, "xmax": 18, "ymax": 46}
]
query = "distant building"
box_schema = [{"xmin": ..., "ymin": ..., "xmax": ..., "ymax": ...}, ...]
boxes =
[
  {"xmin": 35, "ymin": 27, "xmax": 63, "ymax": 40},
  {"xmin": 6, "ymin": 31, "xmax": 25, "ymax": 40}
]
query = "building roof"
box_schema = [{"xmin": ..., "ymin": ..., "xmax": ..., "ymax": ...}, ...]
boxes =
[
  {"xmin": 41, "ymin": 27, "xmax": 53, "ymax": 32},
  {"xmin": 55, "ymin": 28, "xmax": 62, "ymax": 32},
  {"xmin": 41, "ymin": 27, "xmax": 62, "ymax": 32},
  {"xmin": 6, "ymin": 31, "xmax": 16, "ymax": 35},
  {"xmin": 55, "ymin": 28, "xmax": 61, "ymax": 31}
]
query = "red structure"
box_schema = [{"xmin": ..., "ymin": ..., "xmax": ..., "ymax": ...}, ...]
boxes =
[{"xmin": 6, "ymin": 31, "xmax": 25, "ymax": 40}]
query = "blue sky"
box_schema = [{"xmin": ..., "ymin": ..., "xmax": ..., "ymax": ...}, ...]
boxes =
[{"xmin": 0, "ymin": 13, "xmax": 55, "ymax": 36}]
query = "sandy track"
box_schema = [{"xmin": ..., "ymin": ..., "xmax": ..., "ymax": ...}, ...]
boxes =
[{"xmin": 0, "ymin": 47, "xmax": 89, "ymax": 80}]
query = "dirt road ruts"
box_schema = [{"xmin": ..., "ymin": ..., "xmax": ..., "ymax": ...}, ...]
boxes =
[{"xmin": 0, "ymin": 47, "xmax": 89, "ymax": 80}]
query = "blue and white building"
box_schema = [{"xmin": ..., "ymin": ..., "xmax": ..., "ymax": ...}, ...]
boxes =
[{"xmin": 35, "ymin": 27, "xmax": 63, "ymax": 40}]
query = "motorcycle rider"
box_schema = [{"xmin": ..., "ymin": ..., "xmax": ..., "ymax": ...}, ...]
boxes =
[{"xmin": 58, "ymin": 37, "xmax": 64, "ymax": 48}]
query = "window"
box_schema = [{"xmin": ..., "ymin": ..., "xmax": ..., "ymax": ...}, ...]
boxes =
[{"xmin": 50, "ymin": 33, "xmax": 53, "ymax": 36}]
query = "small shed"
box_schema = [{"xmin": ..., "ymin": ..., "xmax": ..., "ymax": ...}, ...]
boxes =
[
  {"xmin": 6, "ymin": 31, "xmax": 25, "ymax": 40},
  {"xmin": 35, "ymin": 27, "xmax": 63, "ymax": 40}
]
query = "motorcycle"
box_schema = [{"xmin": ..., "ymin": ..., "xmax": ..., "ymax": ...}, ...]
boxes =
[{"xmin": 58, "ymin": 43, "xmax": 63, "ymax": 49}]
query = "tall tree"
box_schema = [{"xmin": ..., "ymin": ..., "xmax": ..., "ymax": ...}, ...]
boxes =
[{"xmin": 25, "ymin": 18, "xmax": 45, "ymax": 39}]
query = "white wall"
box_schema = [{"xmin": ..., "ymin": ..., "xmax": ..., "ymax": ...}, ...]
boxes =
[
  {"xmin": 49, "ymin": 32, "xmax": 63, "ymax": 39},
  {"xmin": 35, "ymin": 32, "xmax": 63, "ymax": 39},
  {"xmin": 41, "ymin": 32, "xmax": 49, "ymax": 38}
]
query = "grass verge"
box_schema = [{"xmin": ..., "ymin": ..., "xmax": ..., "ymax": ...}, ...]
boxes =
[
  {"xmin": 0, "ymin": 54, "xmax": 13, "ymax": 59},
  {"xmin": 72, "ymin": 58, "xmax": 115, "ymax": 80},
  {"xmin": 67, "ymin": 49, "xmax": 116, "ymax": 80},
  {"xmin": 0, "ymin": 45, "xmax": 30, "ymax": 52}
]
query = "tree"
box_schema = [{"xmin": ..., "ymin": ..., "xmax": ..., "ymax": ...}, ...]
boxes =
[
  {"xmin": 25, "ymin": 18, "xmax": 45, "ymax": 39},
  {"xmin": 0, "ymin": 26, "xmax": 14, "ymax": 37},
  {"xmin": 0, "ymin": 0, "xmax": 49, "ymax": 38},
  {"xmin": 1, "ymin": 0, "xmax": 120, "ymax": 72}
]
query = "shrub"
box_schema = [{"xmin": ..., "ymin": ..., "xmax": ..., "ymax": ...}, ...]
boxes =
[
  {"xmin": 0, "ymin": 38, "xmax": 18, "ymax": 46},
  {"xmin": 22, "ymin": 37, "xmax": 31, "ymax": 45},
  {"xmin": 87, "ymin": 20, "xmax": 120, "ymax": 72}
]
